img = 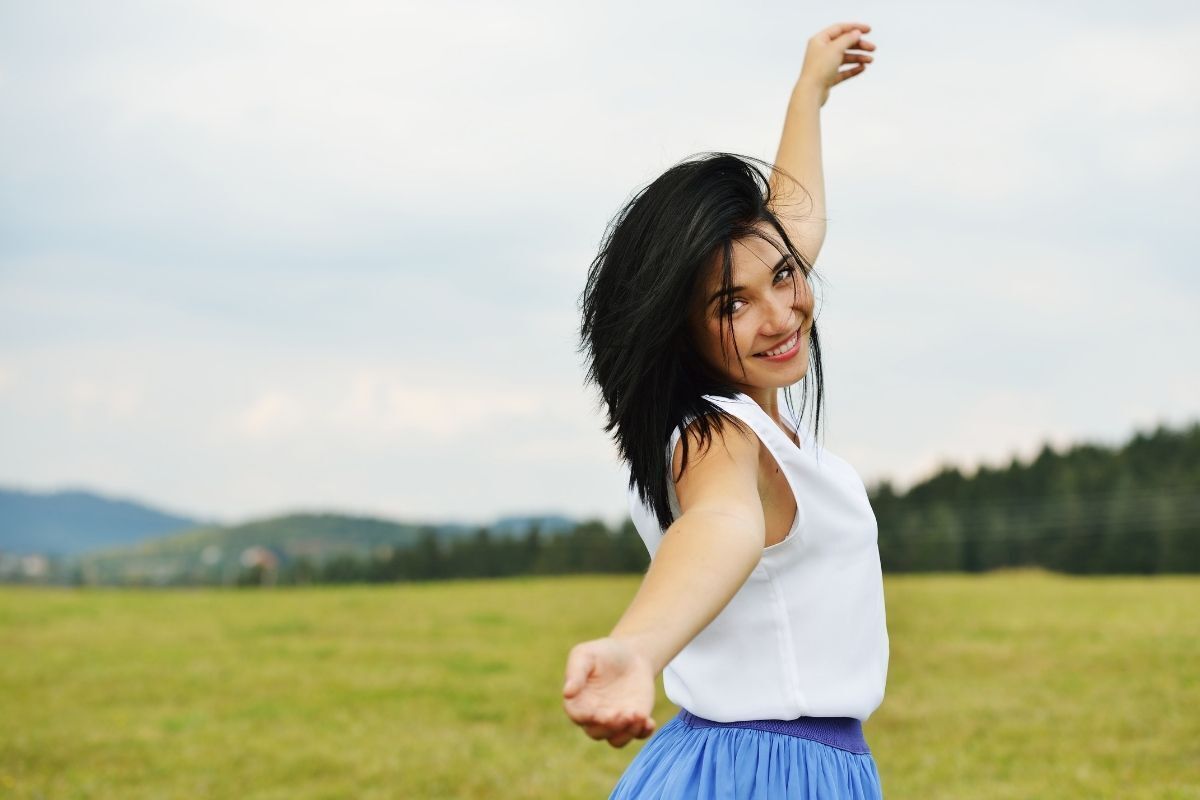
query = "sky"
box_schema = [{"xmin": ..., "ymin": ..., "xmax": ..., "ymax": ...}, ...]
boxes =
[{"xmin": 2, "ymin": 1, "xmax": 1197, "ymax": 530}]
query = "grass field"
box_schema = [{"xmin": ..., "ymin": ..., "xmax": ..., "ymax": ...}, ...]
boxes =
[{"xmin": 1, "ymin": 569, "xmax": 1197, "ymax": 799}]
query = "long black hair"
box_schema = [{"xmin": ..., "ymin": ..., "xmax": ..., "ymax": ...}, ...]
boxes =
[{"xmin": 577, "ymin": 152, "xmax": 827, "ymax": 532}]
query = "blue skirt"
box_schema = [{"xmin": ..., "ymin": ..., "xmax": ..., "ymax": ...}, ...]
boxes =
[{"xmin": 609, "ymin": 708, "xmax": 884, "ymax": 799}]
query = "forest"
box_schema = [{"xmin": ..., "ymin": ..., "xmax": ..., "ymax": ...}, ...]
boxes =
[{"xmin": 227, "ymin": 418, "xmax": 1200, "ymax": 586}]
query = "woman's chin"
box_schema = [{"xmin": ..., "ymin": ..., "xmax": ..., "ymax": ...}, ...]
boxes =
[{"xmin": 746, "ymin": 358, "xmax": 808, "ymax": 384}]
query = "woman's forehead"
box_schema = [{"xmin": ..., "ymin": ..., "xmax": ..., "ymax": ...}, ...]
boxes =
[{"xmin": 701, "ymin": 231, "xmax": 787, "ymax": 287}]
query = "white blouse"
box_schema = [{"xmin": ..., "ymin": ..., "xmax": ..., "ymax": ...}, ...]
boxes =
[{"xmin": 626, "ymin": 389, "xmax": 890, "ymax": 722}]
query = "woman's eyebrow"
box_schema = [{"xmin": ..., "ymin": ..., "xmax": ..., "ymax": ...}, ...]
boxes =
[{"xmin": 705, "ymin": 253, "xmax": 792, "ymax": 307}]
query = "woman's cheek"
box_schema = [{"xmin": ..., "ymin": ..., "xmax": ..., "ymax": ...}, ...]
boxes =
[{"xmin": 735, "ymin": 326, "xmax": 754, "ymax": 359}]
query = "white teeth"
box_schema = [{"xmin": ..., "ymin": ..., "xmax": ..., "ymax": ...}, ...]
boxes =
[{"xmin": 758, "ymin": 330, "xmax": 798, "ymax": 357}]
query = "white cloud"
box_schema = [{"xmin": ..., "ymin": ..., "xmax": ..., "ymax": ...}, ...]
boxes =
[
  {"xmin": 327, "ymin": 370, "xmax": 548, "ymax": 439},
  {"xmin": 231, "ymin": 390, "xmax": 308, "ymax": 438},
  {"xmin": 66, "ymin": 378, "xmax": 145, "ymax": 423}
]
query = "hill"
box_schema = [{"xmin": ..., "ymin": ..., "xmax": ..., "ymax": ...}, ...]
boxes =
[
  {"xmin": 0, "ymin": 487, "xmax": 209, "ymax": 556},
  {"xmin": 69, "ymin": 511, "xmax": 575, "ymax": 585}
]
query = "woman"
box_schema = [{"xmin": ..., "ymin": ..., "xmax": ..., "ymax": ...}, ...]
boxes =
[{"xmin": 564, "ymin": 22, "xmax": 886, "ymax": 799}]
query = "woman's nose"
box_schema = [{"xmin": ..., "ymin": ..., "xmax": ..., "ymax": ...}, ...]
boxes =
[{"xmin": 767, "ymin": 296, "xmax": 796, "ymax": 334}]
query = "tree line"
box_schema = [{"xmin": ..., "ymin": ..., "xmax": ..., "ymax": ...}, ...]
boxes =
[
  {"xmin": 243, "ymin": 520, "xmax": 649, "ymax": 587},
  {"xmin": 236, "ymin": 419, "xmax": 1199, "ymax": 585},
  {"xmin": 38, "ymin": 417, "xmax": 1195, "ymax": 587}
]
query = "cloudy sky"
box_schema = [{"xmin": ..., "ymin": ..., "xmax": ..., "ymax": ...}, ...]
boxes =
[{"xmin": 2, "ymin": 1, "xmax": 1197, "ymax": 529}]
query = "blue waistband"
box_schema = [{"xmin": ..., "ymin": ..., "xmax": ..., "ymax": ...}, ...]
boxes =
[{"xmin": 678, "ymin": 707, "xmax": 871, "ymax": 755}]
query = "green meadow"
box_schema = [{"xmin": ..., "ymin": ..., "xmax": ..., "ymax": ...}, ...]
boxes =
[{"xmin": 1, "ymin": 569, "xmax": 1197, "ymax": 799}]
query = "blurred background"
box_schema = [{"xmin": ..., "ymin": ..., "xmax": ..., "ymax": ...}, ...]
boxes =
[{"xmin": 1, "ymin": 2, "xmax": 1197, "ymax": 798}]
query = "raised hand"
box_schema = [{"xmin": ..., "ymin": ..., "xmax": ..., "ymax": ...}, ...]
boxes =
[
  {"xmin": 562, "ymin": 636, "xmax": 658, "ymax": 748},
  {"xmin": 798, "ymin": 22, "xmax": 876, "ymax": 107}
]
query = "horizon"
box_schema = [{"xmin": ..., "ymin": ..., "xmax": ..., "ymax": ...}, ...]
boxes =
[{"xmin": 5, "ymin": 413, "xmax": 1195, "ymax": 533}]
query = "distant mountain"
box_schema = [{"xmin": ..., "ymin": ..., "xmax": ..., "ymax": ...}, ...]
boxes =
[
  {"xmin": 0, "ymin": 487, "xmax": 212, "ymax": 556},
  {"xmin": 0, "ymin": 483, "xmax": 584, "ymax": 583},
  {"xmin": 74, "ymin": 511, "xmax": 432, "ymax": 584}
]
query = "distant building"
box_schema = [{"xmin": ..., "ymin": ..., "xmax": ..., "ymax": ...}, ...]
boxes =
[
  {"xmin": 21, "ymin": 554, "xmax": 48, "ymax": 578},
  {"xmin": 238, "ymin": 545, "xmax": 282, "ymax": 585}
]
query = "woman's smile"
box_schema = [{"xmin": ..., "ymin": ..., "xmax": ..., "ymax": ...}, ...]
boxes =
[{"xmin": 753, "ymin": 327, "xmax": 802, "ymax": 360}]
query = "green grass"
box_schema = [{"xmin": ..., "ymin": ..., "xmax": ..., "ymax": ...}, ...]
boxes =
[{"xmin": 1, "ymin": 569, "xmax": 1197, "ymax": 799}]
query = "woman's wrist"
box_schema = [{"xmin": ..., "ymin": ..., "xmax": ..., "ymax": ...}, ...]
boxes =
[
  {"xmin": 607, "ymin": 630, "xmax": 666, "ymax": 675},
  {"xmin": 791, "ymin": 77, "xmax": 824, "ymax": 110}
]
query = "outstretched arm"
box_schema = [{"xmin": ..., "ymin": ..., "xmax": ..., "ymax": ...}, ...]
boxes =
[
  {"xmin": 769, "ymin": 22, "xmax": 876, "ymax": 265},
  {"xmin": 562, "ymin": 418, "xmax": 766, "ymax": 748}
]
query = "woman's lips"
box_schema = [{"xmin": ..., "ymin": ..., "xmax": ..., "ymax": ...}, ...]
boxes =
[{"xmin": 753, "ymin": 327, "xmax": 801, "ymax": 358}]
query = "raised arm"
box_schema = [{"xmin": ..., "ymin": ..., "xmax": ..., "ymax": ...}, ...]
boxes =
[
  {"xmin": 561, "ymin": 415, "xmax": 766, "ymax": 747},
  {"xmin": 768, "ymin": 22, "xmax": 875, "ymax": 265}
]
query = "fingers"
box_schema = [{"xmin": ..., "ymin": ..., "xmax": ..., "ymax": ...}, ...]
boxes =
[
  {"xmin": 562, "ymin": 645, "xmax": 595, "ymax": 698},
  {"xmin": 608, "ymin": 714, "xmax": 658, "ymax": 747},
  {"xmin": 826, "ymin": 22, "xmax": 875, "ymax": 53},
  {"xmin": 604, "ymin": 722, "xmax": 645, "ymax": 747},
  {"xmin": 833, "ymin": 64, "xmax": 867, "ymax": 85},
  {"xmin": 585, "ymin": 723, "xmax": 618, "ymax": 740},
  {"xmin": 581, "ymin": 708, "xmax": 633, "ymax": 738},
  {"xmin": 821, "ymin": 21, "xmax": 870, "ymax": 42},
  {"xmin": 607, "ymin": 727, "xmax": 639, "ymax": 748},
  {"xmin": 583, "ymin": 720, "xmax": 619, "ymax": 739},
  {"xmin": 579, "ymin": 709, "xmax": 651, "ymax": 742},
  {"xmin": 835, "ymin": 22, "xmax": 871, "ymax": 37},
  {"xmin": 625, "ymin": 716, "xmax": 656, "ymax": 741},
  {"xmin": 839, "ymin": 30, "xmax": 875, "ymax": 54}
]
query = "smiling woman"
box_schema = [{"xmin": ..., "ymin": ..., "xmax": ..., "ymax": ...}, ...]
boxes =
[
  {"xmin": 577, "ymin": 157, "xmax": 826, "ymax": 536},
  {"xmin": 564, "ymin": 20, "xmax": 885, "ymax": 800}
]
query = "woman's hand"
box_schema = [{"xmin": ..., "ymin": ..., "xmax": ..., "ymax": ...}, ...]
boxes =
[
  {"xmin": 798, "ymin": 22, "xmax": 876, "ymax": 107},
  {"xmin": 562, "ymin": 636, "xmax": 658, "ymax": 748}
]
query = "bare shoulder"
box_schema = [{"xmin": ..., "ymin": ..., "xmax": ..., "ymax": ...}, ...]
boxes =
[{"xmin": 670, "ymin": 412, "xmax": 764, "ymax": 527}]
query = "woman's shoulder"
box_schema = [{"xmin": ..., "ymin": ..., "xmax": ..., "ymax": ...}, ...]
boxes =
[
  {"xmin": 668, "ymin": 403, "xmax": 760, "ymax": 487},
  {"xmin": 668, "ymin": 398, "xmax": 757, "ymax": 453}
]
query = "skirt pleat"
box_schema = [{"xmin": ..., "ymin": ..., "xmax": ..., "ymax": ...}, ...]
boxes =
[{"xmin": 609, "ymin": 709, "xmax": 884, "ymax": 799}]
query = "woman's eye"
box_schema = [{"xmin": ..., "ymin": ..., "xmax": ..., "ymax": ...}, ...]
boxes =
[{"xmin": 719, "ymin": 266, "xmax": 795, "ymax": 315}]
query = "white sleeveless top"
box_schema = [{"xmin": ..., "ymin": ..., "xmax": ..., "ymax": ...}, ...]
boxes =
[{"xmin": 625, "ymin": 389, "xmax": 890, "ymax": 722}]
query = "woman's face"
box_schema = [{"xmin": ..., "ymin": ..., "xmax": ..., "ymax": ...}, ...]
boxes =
[{"xmin": 686, "ymin": 227, "xmax": 814, "ymax": 395}]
